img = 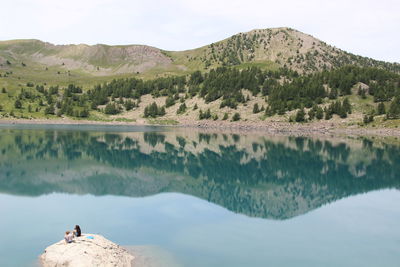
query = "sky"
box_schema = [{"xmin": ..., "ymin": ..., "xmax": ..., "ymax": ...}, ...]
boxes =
[{"xmin": 1, "ymin": 0, "xmax": 399, "ymax": 62}]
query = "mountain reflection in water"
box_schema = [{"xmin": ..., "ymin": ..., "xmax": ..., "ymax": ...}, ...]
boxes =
[{"xmin": 0, "ymin": 127, "xmax": 399, "ymax": 220}]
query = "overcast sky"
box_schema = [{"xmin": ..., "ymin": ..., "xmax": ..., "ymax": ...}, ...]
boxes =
[{"xmin": 1, "ymin": 0, "xmax": 399, "ymax": 62}]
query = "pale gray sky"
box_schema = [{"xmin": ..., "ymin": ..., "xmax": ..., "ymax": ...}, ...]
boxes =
[{"xmin": 1, "ymin": 0, "xmax": 399, "ymax": 62}]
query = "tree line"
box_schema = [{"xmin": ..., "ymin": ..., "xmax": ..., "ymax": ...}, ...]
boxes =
[{"xmin": 2, "ymin": 65, "xmax": 399, "ymax": 121}]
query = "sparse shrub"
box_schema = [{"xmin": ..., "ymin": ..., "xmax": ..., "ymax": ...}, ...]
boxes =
[
  {"xmin": 363, "ymin": 114, "xmax": 374, "ymax": 124},
  {"xmin": 232, "ymin": 112, "xmax": 240, "ymax": 121},
  {"xmin": 165, "ymin": 96, "xmax": 175, "ymax": 108},
  {"xmin": 124, "ymin": 100, "xmax": 135, "ymax": 111},
  {"xmin": 104, "ymin": 103, "xmax": 120, "ymax": 115},
  {"xmin": 79, "ymin": 108, "xmax": 89, "ymax": 118}
]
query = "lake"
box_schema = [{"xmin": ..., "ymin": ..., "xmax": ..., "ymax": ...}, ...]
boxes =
[{"xmin": 0, "ymin": 124, "xmax": 399, "ymax": 267}]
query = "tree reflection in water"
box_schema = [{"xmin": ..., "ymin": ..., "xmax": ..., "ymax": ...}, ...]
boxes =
[{"xmin": 0, "ymin": 128, "xmax": 399, "ymax": 219}]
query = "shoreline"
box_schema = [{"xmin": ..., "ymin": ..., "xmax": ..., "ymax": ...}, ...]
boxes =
[{"xmin": 1, "ymin": 118, "xmax": 400, "ymax": 136}]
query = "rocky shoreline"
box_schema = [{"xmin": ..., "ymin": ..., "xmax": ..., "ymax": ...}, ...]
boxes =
[
  {"xmin": 40, "ymin": 234, "xmax": 134, "ymax": 267},
  {"xmin": 1, "ymin": 118, "xmax": 400, "ymax": 136}
]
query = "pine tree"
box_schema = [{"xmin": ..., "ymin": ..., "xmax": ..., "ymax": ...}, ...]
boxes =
[
  {"xmin": 44, "ymin": 105, "xmax": 55, "ymax": 115},
  {"xmin": 177, "ymin": 103, "xmax": 187, "ymax": 114},
  {"xmin": 308, "ymin": 109, "xmax": 315, "ymax": 120},
  {"xmin": 295, "ymin": 108, "xmax": 306, "ymax": 122},
  {"xmin": 253, "ymin": 103, "xmax": 260, "ymax": 114},
  {"xmin": 14, "ymin": 99, "xmax": 22, "ymax": 109},
  {"xmin": 387, "ymin": 97, "xmax": 400, "ymax": 119},
  {"xmin": 342, "ymin": 98, "xmax": 352, "ymax": 114},
  {"xmin": 198, "ymin": 109, "xmax": 211, "ymax": 120},
  {"xmin": 316, "ymin": 107, "xmax": 324, "ymax": 120},
  {"xmin": 324, "ymin": 107, "xmax": 332, "ymax": 120},
  {"xmin": 377, "ymin": 102, "xmax": 386, "ymax": 115},
  {"xmin": 329, "ymin": 88, "xmax": 338, "ymax": 99}
]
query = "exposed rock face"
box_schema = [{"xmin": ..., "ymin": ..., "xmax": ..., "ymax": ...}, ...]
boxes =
[{"xmin": 40, "ymin": 234, "xmax": 134, "ymax": 267}]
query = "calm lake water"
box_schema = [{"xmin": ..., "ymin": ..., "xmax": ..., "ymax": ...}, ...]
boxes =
[{"xmin": 0, "ymin": 124, "xmax": 399, "ymax": 267}]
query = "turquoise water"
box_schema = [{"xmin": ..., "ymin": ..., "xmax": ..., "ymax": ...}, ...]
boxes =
[{"xmin": 0, "ymin": 125, "xmax": 399, "ymax": 266}]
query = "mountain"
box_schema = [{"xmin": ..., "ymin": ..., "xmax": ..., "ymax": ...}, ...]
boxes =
[
  {"xmin": 168, "ymin": 28, "xmax": 399, "ymax": 73},
  {"xmin": 0, "ymin": 39, "xmax": 174, "ymax": 76},
  {"xmin": 1, "ymin": 28, "xmax": 400, "ymax": 127},
  {"xmin": 0, "ymin": 28, "xmax": 398, "ymax": 81}
]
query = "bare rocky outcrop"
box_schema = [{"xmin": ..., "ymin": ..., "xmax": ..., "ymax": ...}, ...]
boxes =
[{"xmin": 40, "ymin": 234, "xmax": 134, "ymax": 267}]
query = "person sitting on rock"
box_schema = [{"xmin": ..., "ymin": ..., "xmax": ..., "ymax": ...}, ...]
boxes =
[
  {"xmin": 64, "ymin": 231, "xmax": 74, "ymax": 243},
  {"xmin": 74, "ymin": 225, "xmax": 81, "ymax": 237}
]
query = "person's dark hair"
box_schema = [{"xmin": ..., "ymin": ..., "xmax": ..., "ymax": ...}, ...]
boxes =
[{"xmin": 75, "ymin": 225, "xmax": 81, "ymax": 237}]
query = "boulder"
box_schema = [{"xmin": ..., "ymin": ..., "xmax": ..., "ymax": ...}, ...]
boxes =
[{"xmin": 40, "ymin": 234, "xmax": 134, "ymax": 267}]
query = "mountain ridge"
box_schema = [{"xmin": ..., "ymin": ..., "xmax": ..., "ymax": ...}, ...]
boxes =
[{"xmin": 1, "ymin": 27, "xmax": 399, "ymax": 79}]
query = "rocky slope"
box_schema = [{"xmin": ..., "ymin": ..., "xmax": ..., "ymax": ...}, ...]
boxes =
[{"xmin": 0, "ymin": 39, "xmax": 173, "ymax": 76}]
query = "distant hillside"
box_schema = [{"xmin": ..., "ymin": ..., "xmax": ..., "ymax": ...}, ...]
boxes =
[
  {"xmin": 0, "ymin": 39, "xmax": 174, "ymax": 76},
  {"xmin": 1, "ymin": 28, "xmax": 400, "ymax": 128},
  {"xmin": 0, "ymin": 27, "xmax": 398, "ymax": 81},
  {"xmin": 168, "ymin": 27, "xmax": 399, "ymax": 73}
]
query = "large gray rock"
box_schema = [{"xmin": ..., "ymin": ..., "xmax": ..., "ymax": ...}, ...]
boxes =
[{"xmin": 40, "ymin": 234, "xmax": 134, "ymax": 267}]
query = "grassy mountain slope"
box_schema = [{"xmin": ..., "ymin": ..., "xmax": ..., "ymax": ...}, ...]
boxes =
[
  {"xmin": 0, "ymin": 27, "xmax": 399, "ymax": 127},
  {"xmin": 0, "ymin": 39, "xmax": 174, "ymax": 74},
  {"xmin": 168, "ymin": 27, "xmax": 399, "ymax": 73},
  {"xmin": 1, "ymin": 27, "xmax": 398, "ymax": 84}
]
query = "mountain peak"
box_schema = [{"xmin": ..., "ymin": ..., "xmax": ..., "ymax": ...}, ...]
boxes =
[{"xmin": 1, "ymin": 28, "xmax": 399, "ymax": 77}]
